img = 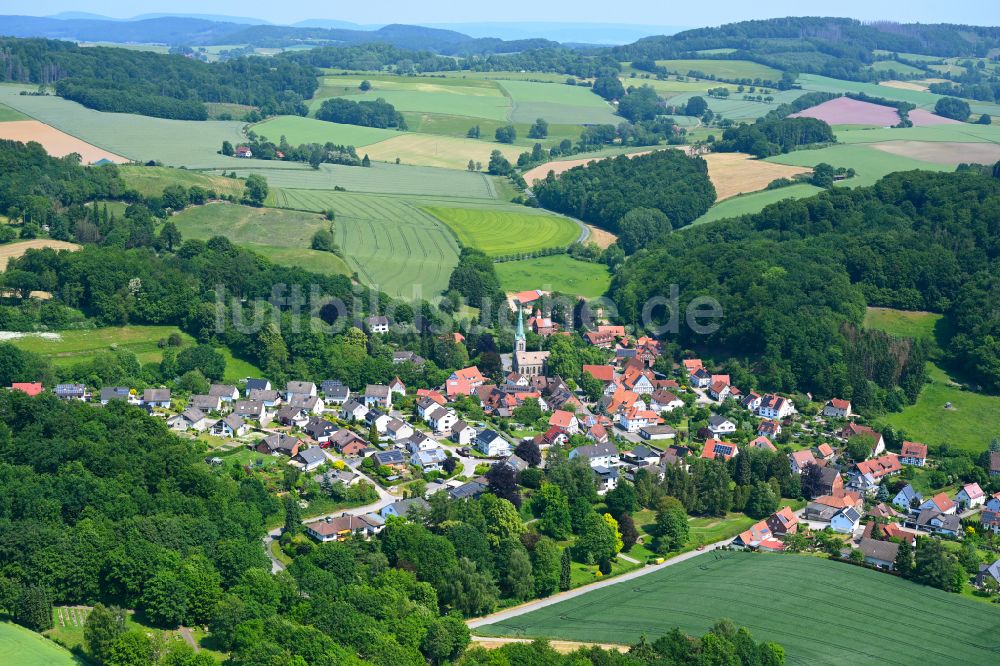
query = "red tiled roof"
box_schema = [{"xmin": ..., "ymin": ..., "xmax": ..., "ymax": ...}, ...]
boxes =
[
  {"xmin": 816, "ymin": 443, "xmax": 834, "ymax": 458},
  {"xmin": 682, "ymin": 359, "xmax": 703, "ymax": 372},
  {"xmin": 901, "ymin": 441, "xmax": 928, "ymax": 459},
  {"xmin": 11, "ymin": 382, "xmax": 43, "ymax": 396},
  {"xmin": 701, "ymin": 439, "xmax": 738, "ymax": 460},
  {"xmin": 598, "ymin": 325, "xmax": 626, "ymax": 336},
  {"xmin": 749, "ymin": 436, "xmax": 776, "ymax": 451},
  {"xmin": 856, "ymin": 453, "xmax": 902, "ymax": 479},
  {"xmin": 962, "ymin": 483, "xmax": 984, "ymax": 500},
  {"xmin": 582, "ymin": 365, "xmax": 615, "ymax": 382},
  {"xmin": 929, "ymin": 492, "xmax": 956, "ymax": 513},
  {"xmin": 549, "ymin": 410, "xmax": 577, "ymax": 428}
]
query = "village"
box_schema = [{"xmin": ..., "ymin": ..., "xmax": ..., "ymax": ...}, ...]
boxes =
[{"xmin": 7, "ymin": 289, "xmax": 1000, "ymax": 596}]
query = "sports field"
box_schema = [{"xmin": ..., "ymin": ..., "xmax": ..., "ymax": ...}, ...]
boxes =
[
  {"xmin": 423, "ymin": 206, "xmax": 581, "ymax": 255},
  {"xmin": 0, "ymin": 622, "xmax": 82, "ymax": 666},
  {"xmin": 478, "ymin": 552, "xmax": 1000, "ymax": 665},
  {"xmin": 498, "ymin": 80, "xmax": 619, "ymax": 124},
  {"xmin": 170, "ymin": 202, "xmax": 352, "ymax": 277},
  {"xmin": 655, "ymin": 59, "xmax": 783, "ymax": 81},
  {"xmin": 251, "ymin": 115, "xmax": 399, "ymax": 146},
  {"xmin": 689, "ymin": 183, "xmax": 824, "ymax": 226},
  {"xmin": 495, "ymin": 255, "xmax": 611, "ymax": 298},
  {"xmin": 358, "ymin": 133, "xmax": 523, "ymax": 170}
]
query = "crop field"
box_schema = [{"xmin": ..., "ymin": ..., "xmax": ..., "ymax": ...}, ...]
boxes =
[
  {"xmin": 478, "ymin": 551, "xmax": 1000, "ymax": 665},
  {"xmin": 218, "ymin": 161, "xmax": 496, "ymax": 198},
  {"xmin": 790, "ymin": 96, "xmax": 902, "ymax": 126},
  {"xmin": 689, "ymin": 183, "xmax": 824, "ymax": 226},
  {"xmin": 0, "ymin": 240, "xmax": 80, "ymax": 271},
  {"xmin": 663, "ymin": 89, "xmax": 804, "ymax": 121},
  {"xmin": 315, "ymin": 74, "xmax": 503, "ymax": 100},
  {"xmin": 0, "ymin": 102, "xmax": 28, "ymax": 121},
  {"xmin": 0, "ymin": 85, "xmax": 246, "ymax": 168},
  {"xmin": 119, "ymin": 165, "xmax": 246, "ymax": 198},
  {"xmin": 633, "ymin": 78, "xmax": 739, "ymax": 100},
  {"xmin": 654, "ymin": 59, "xmax": 783, "ymax": 81},
  {"xmin": 251, "ymin": 115, "xmax": 399, "ymax": 146},
  {"xmin": 169, "ymin": 202, "xmax": 352, "ymax": 276},
  {"xmin": 0, "ymin": 622, "xmax": 82, "ymax": 666},
  {"xmin": 797, "ymin": 73, "xmax": 1000, "ymax": 117},
  {"xmin": 310, "ymin": 87, "xmax": 512, "ymax": 121},
  {"xmin": 703, "ymin": 152, "xmax": 811, "ymax": 200},
  {"xmin": 495, "ymin": 255, "xmax": 611, "ymax": 298},
  {"xmin": 423, "ymin": 206, "xmax": 581, "ymax": 255},
  {"xmin": 873, "ymin": 140, "xmax": 1000, "ymax": 165},
  {"xmin": 267, "ymin": 189, "xmax": 462, "ymax": 299},
  {"xmin": 766, "ymin": 143, "xmax": 951, "ymax": 187},
  {"xmin": 869, "ymin": 59, "xmax": 927, "ymax": 76},
  {"xmin": 0, "ymin": 119, "xmax": 129, "ymax": 163},
  {"xmin": 521, "ymin": 148, "xmax": 669, "ymax": 184},
  {"xmin": 835, "ymin": 122, "xmax": 1000, "ymax": 145},
  {"xmin": 357, "ymin": 133, "xmax": 523, "ymax": 170},
  {"xmin": 498, "ymin": 80, "xmax": 619, "ymax": 124}
]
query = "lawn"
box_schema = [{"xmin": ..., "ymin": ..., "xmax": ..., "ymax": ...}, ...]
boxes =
[
  {"xmin": 655, "ymin": 59, "xmax": 783, "ymax": 81},
  {"xmin": 497, "ymin": 80, "xmax": 619, "ymax": 125},
  {"xmin": 250, "ymin": 115, "xmax": 400, "ymax": 146},
  {"xmin": 495, "ymin": 255, "xmax": 611, "ymax": 299},
  {"xmin": 7, "ymin": 326, "xmax": 261, "ymax": 383},
  {"xmin": 477, "ymin": 551, "xmax": 1000, "ymax": 664},
  {"xmin": 119, "ymin": 166, "xmax": 246, "ymax": 199},
  {"xmin": 0, "ymin": 622, "xmax": 83, "ymax": 665},
  {"xmin": 689, "ymin": 183, "xmax": 824, "ymax": 226},
  {"xmin": 423, "ymin": 206, "xmax": 581, "ymax": 255}
]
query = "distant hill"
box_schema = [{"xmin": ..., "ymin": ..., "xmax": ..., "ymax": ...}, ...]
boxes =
[
  {"xmin": 426, "ymin": 22, "xmax": 688, "ymax": 44},
  {"xmin": 132, "ymin": 13, "xmax": 272, "ymax": 25}
]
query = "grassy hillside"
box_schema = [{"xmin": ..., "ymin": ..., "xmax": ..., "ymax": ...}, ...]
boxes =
[
  {"xmin": 478, "ymin": 552, "xmax": 1000, "ymax": 665},
  {"xmin": 251, "ymin": 115, "xmax": 399, "ymax": 146},
  {"xmin": 0, "ymin": 622, "xmax": 82, "ymax": 666},
  {"xmin": 119, "ymin": 165, "xmax": 245, "ymax": 198},
  {"xmin": 495, "ymin": 255, "xmax": 611, "ymax": 298},
  {"xmin": 423, "ymin": 206, "xmax": 581, "ymax": 255},
  {"xmin": 690, "ymin": 184, "xmax": 824, "ymax": 226},
  {"xmin": 655, "ymin": 59, "xmax": 783, "ymax": 81}
]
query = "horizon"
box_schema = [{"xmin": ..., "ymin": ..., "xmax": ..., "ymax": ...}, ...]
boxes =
[{"xmin": 6, "ymin": 2, "xmax": 1000, "ymax": 30}]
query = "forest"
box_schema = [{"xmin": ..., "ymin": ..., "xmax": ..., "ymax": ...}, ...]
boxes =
[
  {"xmin": 314, "ymin": 97, "xmax": 407, "ymax": 129},
  {"xmin": 713, "ymin": 117, "xmax": 835, "ymax": 157},
  {"xmin": 533, "ymin": 150, "xmax": 716, "ymax": 234},
  {"xmin": 0, "ymin": 37, "xmax": 317, "ymax": 119},
  {"xmin": 611, "ymin": 170, "xmax": 1000, "ymax": 406}
]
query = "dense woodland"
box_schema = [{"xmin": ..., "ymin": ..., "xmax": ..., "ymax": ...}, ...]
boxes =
[
  {"xmin": 0, "ymin": 38, "xmax": 316, "ymax": 119},
  {"xmin": 315, "ymin": 97, "xmax": 407, "ymax": 130},
  {"xmin": 533, "ymin": 150, "xmax": 716, "ymax": 235},
  {"xmin": 611, "ymin": 170, "xmax": 1000, "ymax": 405},
  {"xmin": 713, "ymin": 117, "xmax": 835, "ymax": 158}
]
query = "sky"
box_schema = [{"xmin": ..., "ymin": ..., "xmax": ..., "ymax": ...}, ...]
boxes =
[{"xmin": 7, "ymin": 1, "xmax": 1000, "ymax": 27}]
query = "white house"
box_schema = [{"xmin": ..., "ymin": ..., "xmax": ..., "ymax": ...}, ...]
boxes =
[
  {"xmin": 892, "ymin": 484, "xmax": 923, "ymax": 512},
  {"xmin": 569, "ymin": 442, "xmax": 620, "ymax": 469},
  {"xmin": 830, "ymin": 507, "xmax": 862, "ymax": 534},
  {"xmin": 209, "ymin": 384, "xmax": 240, "ymax": 403},
  {"xmin": 451, "ymin": 421, "xmax": 475, "ymax": 446},
  {"xmin": 404, "ymin": 433, "xmax": 440, "ymax": 454},
  {"xmin": 474, "ymin": 430, "xmax": 511, "ymax": 457},
  {"xmin": 757, "ymin": 394, "xmax": 793, "ymax": 419},
  {"xmin": 385, "ymin": 418, "xmax": 414, "ymax": 443},
  {"xmin": 168, "ymin": 408, "xmax": 211, "ymax": 432},
  {"xmin": 689, "ymin": 367, "xmax": 712, "ymax": 388},
  {"xmin": 142, "ymin": 388, "xmax": 172, "ymax": 409},
  {"xmin": 649, "ymin": 391, "xmax": 684, "ymax": 412},
  {"xmin": 293, "ymin": 446, "xmax": 327, "ymax": 472},
  {"xmin": 957, "ymin": 483, "xmax": 986, "ymax": 510},
  {"xmin": 340, "ymin": 400, "xmax": 369, "ymax": 422},
  {"xmin": 618, "ymin": 407, "xmax": 662, "ymax": 433},
  {"xmin": 285, "ymin": 381, "xmax": 317, "ymax": 401},
  {"xmin": 210, "ymin": 414, "xmax": 249, "ymax": 438},
  {"xmin": 429, "ymin": 408, "xmax": 459, "ymax": 433},
  {"xmin": 900, "ymin": 441, "xmax": 928, "ymax": 467},
  {"xmin": 366, "ymin": 315, "xmax": 390, "ymax": 334},
  {"xmin": 822, "ymin": 398, "xmax": 852, "ymax": 419},
  {"xmin": 411, "ymin": 448, "xmax": 448, "ymax": 473},
  {"xmin": 708, "ymin": 415, "xmax": 737, "ymax": 437}
]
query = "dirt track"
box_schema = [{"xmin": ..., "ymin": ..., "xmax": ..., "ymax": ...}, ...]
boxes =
[{"xmin": 471, "ymin": 637, "xmax": 630, "ymax": 653}]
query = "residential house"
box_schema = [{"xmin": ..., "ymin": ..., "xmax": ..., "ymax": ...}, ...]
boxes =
[
  {"xmin": 446, "ymin": 366, "xmax": 486, "ymax": 398},
  {"xmin": 317, "ymin": 468, "xmax": 359, "ymax": 488},
  {"xmin": 168, "ymin": 408, "xmax": 211, "ymax": 432},
  {"xmin": 304, "ymin": 417, "xmax": 338, "ymax": 444},
  {"xmin": 569, "ymin": 442, "xmax": 620, "ymax": 469},
  {"xmin": 805, "ymin": 493, "xmax": 862, "ymax": 522},
  {"xmin": 622, "ymin": 445, "xmax": 662, "ymax": 467},
  {"xmin": 285, "ymin": 381, "xmax": 317, "ymax": 402},
  {"xmin": 858, "ymin": 538, "xmax": 899, "ymax": 570},
  {"xmin": 293, "ymin": 446, "xmax": 327, "ymax": 472},
  {"xmin": 681, "ymin": 358, "xmax": 703, "ymax": 374},
  {"xmin": 689, "ymin": 367, "xmax": 712, "ymax": 388},
  {"xmin": 190, "ymin": 394, "xmax": 223, "ymax": 412},
  {"xmin": 142, "ymin": 388, "xmax": 172, "ymax": 408},
  {"xmin": 976, "ymin": 559, "xmax": 1000, "ymax": 589},
  {"xmin": 365, "ymin": 410, "xmax": 392, "ymax": 435},
  {"xmin": 757, "ymin": 420, "xmax": 781, "ymax": 438},
  {"xmin": 210, "ymin": 414, "xmax": 248, "ymax": 438},
  {"xmin": 732, "ymin": 520, "xmax": 784, "ymax": 552},
  {"xmin": 847, "ymin": 472, "xmax": 878, "ymax": 496},
  {"xmin": 321, "ymin": 381, "xmax": 350, "ymax": 405},
  {"xmin": 256, "ymin": 434, "xmax": 303, "ymax": 457},
  {"xmin": 831, "ymin": 507, "xmax": 862, "ymax": 534},
  {"xmin": 10, "ymin": 382, "xmax": 43, "ymax": 396},
  {"xmin": 411, "ymin": 448, "xmax": 448, "ymax": 473},
  {"xmin": 854, "ymin": 453, "xmax": 902, "ymax": 483},
  {"xmin": 907, "ymin": 509, "xmax": 961, "ymax": 536},
  {"xmin": 54, "ymin": 383, "xmax": 88, "ymax": 401},
  {"xmin": 276, "ymin": 405, "xmax": 309, "ymax": 428},
  {"xmin": 748, "ymin": 436, "xmax": 777, "ymax": 452},
  {"xmin": 475, "ymin": 430, "xmax": 511, "ymax": 457},
  {"xmin": 766, "ymin": 506, "xmax": 799, "ymax": 536},
  {"xmin": 234, "ymin": 400, "xmax": 269, "ymax": 422},
  {"xmin": 919, "ymin": 492, "xmax": 957, "ymax": 515},
  {"xmin": 451, "ymin": 421, "xmax": 475, "ymax": 446},
  {"xmin": 957, "ymin": 483, "xmax": 986, "ymax": 510},
  {"xmin": 209, "ymin": 384, "xmax": 240, "ymax": 403},
  {"xmin": 449, "ymin": 479, "xmax": 488, "ymax": 501},
  {"xmin": 817, "ymin": 467, "xmax": 844, "ymax": 497},
  {"xmin": 288, "ymin": 394, "xmax": 325, "ymax": 415},
  {"xmin": 586, "ymin": 424, "xmax": 610, "ymax": 445},
  {"xmin": 380, "ymin": 498, "xmax": 431, "ymax": 520},
  {"xmin": 416, "ymin": 396, "xmax": 443, "ymax": 420},
  {"xmin": 900, "ymin": 441, "xmax": 928, "ymax": 467},
  {"xmin": 840, "ymin": 423, "xmax": 885, "ymax": 456},
  {"xmin": 701, "ymin": 439, "xmax": 738, "ymax": 461},
  {"xmin": 822, "ymin": 398, "xmax": 852, "ymax": 419},
  {"xmin": 640, "ymin": 424, "xmax": 677, "ymax": 441},
  {"xmin": 582, "ymin": 364, "xmax": 616, "ymax": 386},
  {"xmin": 594, "ymin": 465, "xmax": 620, "ymax": 495},
  {"xmin": 740, "ymin": 392, "xmax": 763, "ymax": 412},
  {"xmin": 247, "ymin": 389, "xmax": 281, "ymax": 407},
  {"xmin": 384, "ymin": 417, "xmax": 414, "ymax": 443},
  {"xmin": 584, "ymin": 330, "xmax": 617, "ymax": 348},
  {"xmin": 757, "ymin": 394, "xmax": 794, "ymax": 419},
  {"xmin": 991, "ymin": 452, "xmax": 1000, "ymax": 477},
  {"xmin": 708, "ymin": 415, "xmax": 737, "ymax": 437},
  {"xmin": 549, "ymin": 410, "xmax": 580, "ymax": 435},
  {"xmin": 365, "ymin": 315, "xmax": 390, "ymax": 334},
  {"xmin": 329, "ymin": 429, "xmax": 368, "ymax": 456},
  {"xmin": 709, "ymin": 377, "xmax": 731, "ymax": 402},
  {"xmin": 429, "ymin": 408, "xmax": 458, "ymax": 433},
  {"xmin": 892, "ymin": 484, "xmax": 923, "ymax": 513},
  {"xmin": 504, "ymin": 454, "xmax": 529, "ymax": 474},
  {"xmin": 619, "ymin": 407, "xmax": 663, "ymax": 433},
  {"xmin": 364, "ymin": 385, "xmax": 392, "ymax": 409},
  {"xmin": 389, "ymin": 377, "xmax": 406, "ymax": 397},
  {"xmin": 790, "ymin": 450, "xmax": 818, "ymax": 474},
  {"xmin": 372, "ymin": 449, "xmax": 407, "ymax": 470},
  {"xmin": 306, "ymin": 514, "xmax": 383, "ymax": 542},
  {"xmin": 393, "ymin": 350, "xmax": 426, "ymax": 366},
  {"xmin": 403, "ymin": 432, "xmax": 439, "ymax": 455},
  {"xmin": 244, "ymin": 378, "xmax": 271, "ymax": 395},
  {"xmin": 649, "ymin": 391, "xmax": 684, "ymax": 412},
  {"xmin": 814, "ymin": 443, "xmax": 835, "ymax": 461},
  {"xmin": 235, "ymin": 145, "xmax": 252, "ymax": 158},
  {"xmin": 982, "ymin": 493, "xmax": 1000, "ymax": 534},
  {"xmin": 622, "ymin": 367, "xmax": 655, "ymax": 395},
  {"xmin": 100, "ymin": 387, "xmax": 135, "ymax": 405}
]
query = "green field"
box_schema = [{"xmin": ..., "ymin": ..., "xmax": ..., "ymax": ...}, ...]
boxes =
[
  {"xmin": 655, "ymin": 59, "xmax": 783, "ymax": 81},
  {"xmin": 766, "ymin": 144, "xmax": 951, "ymax": 187},
  {"xmin": 8, "ymin": 326, "xmax": 261, "ymax": 383},
  {"xmin": 663, "ymin": 89, "xmax": 804, "ymax": 121},
  {"xmin": 251, "ymin": 115, "xmax": 400, "ymax": 146},
  {"xmin": 478, "ymin": 552, "xmax": 1000, "ymax": 665},
  {"xmin": 170, "ymin": 202, "xmax": 352, "ymax": 277},
  {"xmin": 0, "ymin": 102, "xmax": 28, "ymax": 121},
  {"xmin": 797, "ymin": 73, "xmax": 1000, "ymax": 117},
  {"xmin": 0, "ymin": 84, "xmax": 245, "ymax": 168},
  {"xmin": 869, "ymin": 60, "xmax": 927, "ymax": 76},
  {"xmin": 497, "ymin": 80, "xmax": 619, "ymax": 125},
  {"xmin": 0, "ymin": 622, "xmax": 82, "ymax": 665},
  {"xmin": 863, "ymin": 307, "xmax": 942, "ymax": 340},
  {"xmin": 310, "ymin": 86, "xmax": 512, "ymax": 122},
  {"xmin": 218, "ymin": 161, "xmax": 496, "ymax": 198},
  {"xmin": 834, "ymin": 122, "xmax": 1000, "ymax": 145},
  {"xmin": 119, "ymin": 165, "xmax": 246, "ymax": 198},
  {"xmin": 690, "ymin": 183, "xmax": 824, "ymax": 226},
  {"xmin": 495, "ymin": 255, "xmax": 611, "ymax": 298},
  {"xmin": 423, "ymin": 206, "xmax": 581, "ymax": 255}
]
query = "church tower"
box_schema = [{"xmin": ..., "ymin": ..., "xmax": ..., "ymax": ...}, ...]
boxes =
[{"xmin": 514, "ymin": 304, "xmax": 526, "ymax": 353}]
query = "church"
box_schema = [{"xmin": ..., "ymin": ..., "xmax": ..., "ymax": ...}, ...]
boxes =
[{"xmin": 512, "ymin": 304, "xmax": 550, "ymax": 376}]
